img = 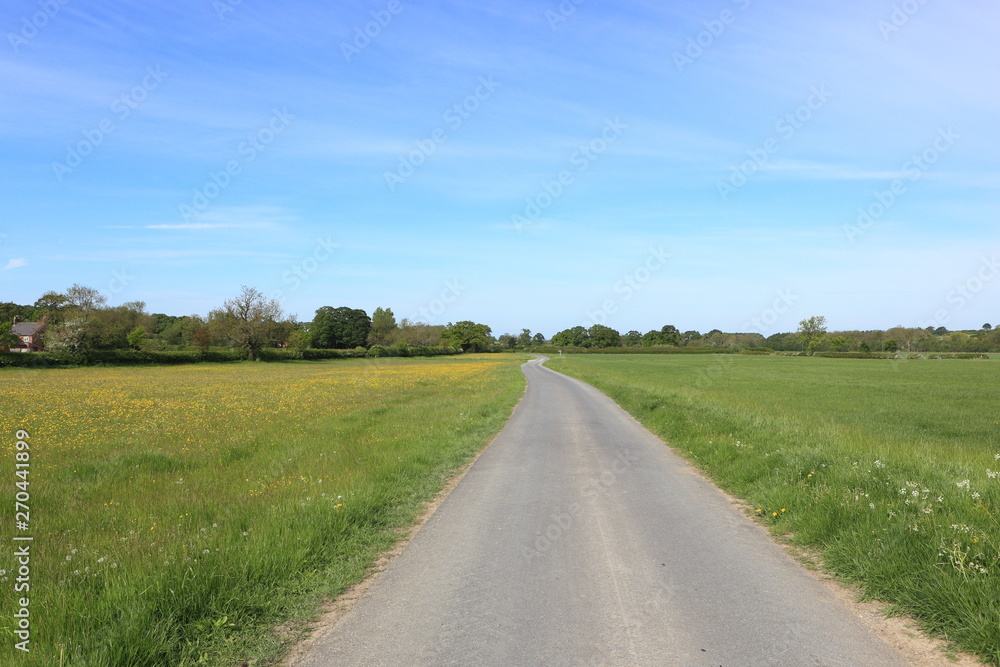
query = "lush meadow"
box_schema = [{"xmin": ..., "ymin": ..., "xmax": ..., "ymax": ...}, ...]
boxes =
[
  {"xmin": 0, "ymin": 355, "xmax": 526, "ymax": 666},
  {"xmin": 547, "ymin": 353, "xmax": 1000, "ymax": 664}
]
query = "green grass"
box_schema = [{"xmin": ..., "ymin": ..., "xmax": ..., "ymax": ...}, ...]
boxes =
[
  {"xmin": 547, "ymin": 353, "xmax": 1000, "ymax": 664},
  {"xmin": 0, "ymin": 355, "xmax": 526, "ymax": 666}
]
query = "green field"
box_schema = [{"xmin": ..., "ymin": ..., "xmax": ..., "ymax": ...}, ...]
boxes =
[
  {"xmin": 547, "ymin": 353, "xmax": 1000, "ymax": 664},
  {"xmin": 0, "ymin": 356, "xmax": 526, "ymax": 666}
]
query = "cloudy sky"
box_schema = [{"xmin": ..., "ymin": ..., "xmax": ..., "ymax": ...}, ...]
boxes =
[{"xmin": 2, "ymin": 0, "xmax": 998, "ymax": 337}]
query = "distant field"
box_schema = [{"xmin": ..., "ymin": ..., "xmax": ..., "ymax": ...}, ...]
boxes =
[
  {"xmin": 547, "ymin": 354, "xmax": 1000, "ymax": 664},
  {"xmin": 0, "ymin": 356, "xmax": 526, "ymax": 666}
]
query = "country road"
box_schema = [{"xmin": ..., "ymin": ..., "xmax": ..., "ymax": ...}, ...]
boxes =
[{"xmin": 291, "ymin": 356, "xmax": 912, "ymax": 666}]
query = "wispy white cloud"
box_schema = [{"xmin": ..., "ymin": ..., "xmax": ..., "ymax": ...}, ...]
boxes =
[
  {"xmin": 3, "ymin": 258, "xmax": 27, "ymax": 270},
  {"xmin": 144, "ymin": 223, "xmax": 259, "ymax": 230}
]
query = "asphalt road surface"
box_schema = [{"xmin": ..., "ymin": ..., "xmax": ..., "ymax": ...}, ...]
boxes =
[{"xmin": 293, "ymin": 356, "xmax": 911, "ymax": 666}]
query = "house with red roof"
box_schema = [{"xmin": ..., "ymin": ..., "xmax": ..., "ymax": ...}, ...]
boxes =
[{"xmin": 9, "ymin": 316, "xmax": 45, "ymax": 352}]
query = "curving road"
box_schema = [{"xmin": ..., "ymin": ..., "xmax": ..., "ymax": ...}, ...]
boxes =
[{"xmin": 292, "ymin": 356, "xmax": 911, "ymax": 666}]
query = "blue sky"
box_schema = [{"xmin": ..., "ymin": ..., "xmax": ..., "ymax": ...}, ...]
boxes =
[{"xmin": 2, "ymin": 0, "xmax": 998, "ymax": 337}]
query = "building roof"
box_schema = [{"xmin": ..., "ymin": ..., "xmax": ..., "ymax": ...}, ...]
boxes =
[{"xmin": 11, "ymin": 322, "xmax": 43, "ymax": 336}]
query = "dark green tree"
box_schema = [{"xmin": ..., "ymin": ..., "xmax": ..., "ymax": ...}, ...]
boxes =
[
  {"xmin": 659, "ymin": 325, "xmax": 680, "ymax": 346},
  {"xmin": 441, "ymin": 321, "xmax": 493, "ymax": 352},
  {"xmin": 623, "ymin": 330, "xmax": 642, "ymax": 346},
  {"xmin": 0, "ymin": 320, "xmax": 20, "ymax": 350},
  {"xmin": 312, "ymin": 306, "xmax": 371, "ymax": 349},
  {"xmin": 551, "ymin": 326, "xmax": 589, "ymax": 347},
  {"xmin": 588, "ymin": 324, "xmax": 621, "ymax": 348}
]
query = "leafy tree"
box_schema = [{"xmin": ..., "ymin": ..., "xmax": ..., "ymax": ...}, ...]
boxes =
[
  {"xmin": 0, "ymin": 320, "xmax": 20, "ymax": 350},
  {"xmin": 682, "ymin": 330, "xmax": 703, "ymax": 344},
  {"xmin": 797, "ymin": 316, "xmax": 827, "ymax": 352},
  {"xmin": 551, "ymin": 326, "xmax": 589, "ymax": 347},
  {"xmin": 659, "ymin": 325, "xmax": 680, "ymax": 346},
  {"xmin": 441, "ymin": 321, "xmax": 493, "ymax": 352},
  {"xmin": 126, "ymin": 327, "xmax": 146, "ymax": 350},
  {"xmin": 623, "ymin": 330, "xmax": 642, "ymax": 346},
  {"xmin": 933, "ymin": 326, "xmax": 948, "ymax": 336},
  {"xmin": 287, "ymin": 327, "xmax": 312, "ymax": 353},
  {"xmin": 859, "ymin": 340, "xmax": 871, "ymax": 353},
  {"xmin": 209, "ymin": 286, "xmax": 284, "ymax": 360},
  {"xmin": 65, "ymin": 283, "xmax": 107, "ymax": 313},
  {"xmin": 388, "ymin": 319, "xmax": 445, "ymax": 347},
  {"xmin": 588, "ymin": 324, "xmax": 621, "ymax": 348},
  {"xmin": 150, "ymin": 313, "xmax": 181, "ymax": 335},
  {"xmin": 193, "ymin": 327, "xmax": 212, "ymax": 353},
  {"xmin": 33, "ymin": 290, "xmax": 68, "ymax": 322},
  {"xmin": 312, "ymin": 306, "xmax": 371, "ymax": 349},
  {"xmin": 498, "ymin": 333, "xmax": 517, "ymax": 349},
  {"xmin": 0, "ymin": 302, "xmax": 37, "ymax": 324},
  {"xmin": 883, "ymin": 339, "xmax": 899, "ymax": 353},
  {"xmin": 984, "ymin": 323, "xmax": 993, "ymax": 332},
  {"xmin": 94, "ymin": 301, "xmax": 150, "ymax": 349},
  {"xmin": 368, "ymin": 307, "xmax": 397, "ymax": 346},
  {"xmin": 532, "ymin": 332, "xmax": 546, "ymax": 344},
  {"xmin": 829, "ymin": 336, "xmax": 848, "ymax": 352},
  {"xmin": 518, "ymin": 329, "xmax": 533, "ymax": 347}
]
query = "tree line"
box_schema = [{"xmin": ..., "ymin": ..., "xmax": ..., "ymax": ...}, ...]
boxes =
[
  {"xmin": 0, "ymin": 285, "xmax": 498, "ymax": 360},
  {"xmin": 546, "ymin": 316, "xmax": 1000, "ymax": 353},
  {"xmin": 5, "ymin": 285, "xmax": 999, "ymax": 360}
]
